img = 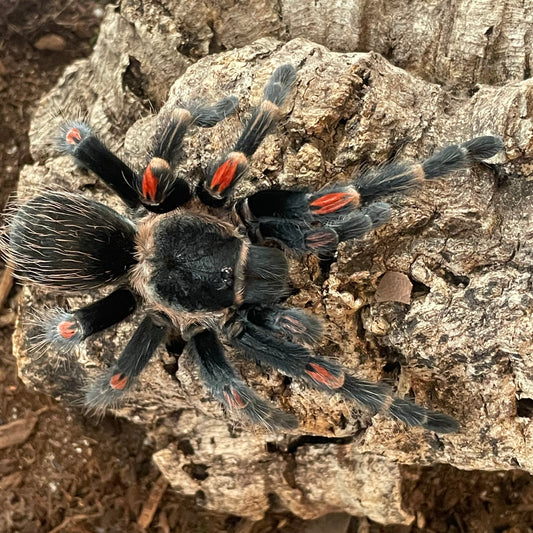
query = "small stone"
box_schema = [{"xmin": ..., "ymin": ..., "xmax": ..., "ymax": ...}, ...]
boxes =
[
  {"xmin": 34, "ymin": 34, "xmax": 67, "ymax": 52},
  {"xmin": 375, "ymin": 271, "xmax": 413, "ymax": 304}
]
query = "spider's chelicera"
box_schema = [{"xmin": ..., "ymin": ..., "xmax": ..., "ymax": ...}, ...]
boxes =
[{"xmin": 3, "ymin": 65, "xmax": 505, "ymax": 433}]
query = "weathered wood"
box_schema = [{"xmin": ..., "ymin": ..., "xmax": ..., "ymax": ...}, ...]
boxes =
[{"xmin": 10, "ymin": 1, "xmax": 533, "ymax": 525}]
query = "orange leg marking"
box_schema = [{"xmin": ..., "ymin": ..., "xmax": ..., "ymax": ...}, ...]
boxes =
[
  {"xmin": 305, "ymin": 362, "xmax": 345, "ymax": 389},
  {"xmin": 142, "ymin": 163, "xmax": 159, "ymax": 201},
  {"xmin": 310, "ymin": 191, "xmax": 358, "ymax": 215},
  {"xmin": 66, "ymin": 128, "xmax": 82, "ymax": 145},
  {"xmin": 223, "ymin": 387, "xmax": 247, "ymax": 409},
  {"xmin": 57, "ymin": 320, "xmax": 77, "ymax": 339},
  {"xmin": 210, "ymin": 158, "xmax": 239, "ymax": 193},
  {"xmin": 110, "ymin": 373, "xmax": 129, "ymax": 390}
]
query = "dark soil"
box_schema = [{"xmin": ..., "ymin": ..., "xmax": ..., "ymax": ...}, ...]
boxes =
[{"xmin": 1, "ymin": 1, "xmax": 533, "ymax": 532}]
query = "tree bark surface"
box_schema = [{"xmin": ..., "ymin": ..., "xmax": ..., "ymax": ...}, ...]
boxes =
[{"xmin": 10, "ymin": 2, "xmax": 533, "ymax": 525}]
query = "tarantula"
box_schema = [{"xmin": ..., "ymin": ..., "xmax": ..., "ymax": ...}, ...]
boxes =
[{"xmin": 3, "ymin": 64, "xmax": 505, "ymax": 433}]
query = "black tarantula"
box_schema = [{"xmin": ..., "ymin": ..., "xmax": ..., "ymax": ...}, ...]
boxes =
[{"xmin": 3, "ymin": 64, "xmax": 505, "ymax": 433}]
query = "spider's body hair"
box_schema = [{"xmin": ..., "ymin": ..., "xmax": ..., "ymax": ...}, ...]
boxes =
[
  {"xmin": 143, "ymin": 213, "xmax": 242, "ymax": 311},
  {"xmin": 131, "ymin": 211, "xmax": 291, "ymax": 315},
  {"xmin": 4, "ymin": 191, "xmax": 137, "ymax": 290},
  {"xmin": 238, "ymin": 244, "xmax": 291, "ymax": 304}
]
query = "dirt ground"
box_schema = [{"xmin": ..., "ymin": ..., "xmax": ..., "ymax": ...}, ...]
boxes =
[{"xmin": 1, "ymin": 1, "xmax": 533, "ymax": 532}]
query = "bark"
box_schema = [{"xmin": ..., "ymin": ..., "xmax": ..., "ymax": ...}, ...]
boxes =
[{"xmin": 9, "ymin": 1, "xmax": 533, "ymax": 525}]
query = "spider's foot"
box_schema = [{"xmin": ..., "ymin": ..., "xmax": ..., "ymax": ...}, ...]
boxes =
[
  {"xmin": 84, "ymin": 367, "xmax": 135, "ymax": 414},
  {"xmin": 388, "ymin": 398, "xmax": 459, "ymax": 433},
  {"xmin": 354, "ymin": 135, "xmax": 506, "ymax": 202},
  {"xmin": 145, "ymin": 96, "xmax": 241, "ymax": 210},
  {"xmin": 233, "ymin": 64, "xmax": 296, "ymax": 158},
  {"xmin": 229, "ymin": 312, "xmax": 458, "ymax": 434},
  {"xmin": 220, "ymin": 382, "xmax": 298, "ymax": 431},
  {"xmin": 340, "ymin": 375, "xmax": 459, "ymax": 434},
  {"xmin": 422, "ymin": 135, "xmax": 505, "ymax": 180},
  {"xmin": 191, "ymin": 96, "xmax": 239, "ymax": 127},
  {"xmin": 27, "ymin": 308, "xmax": 83, "ymax": 357}
]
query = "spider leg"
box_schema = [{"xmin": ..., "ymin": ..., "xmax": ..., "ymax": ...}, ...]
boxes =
[
  {"xmin": 327, "ymin": 202, "xmax": 392, "ymax": 242},
  {"xmin": 255, "ymin": 217, "xmax": 339, "ymax": 255},
  {"xmin": 237, "ymin": 136, "xmax": 504, "ymax": 252},
  {"xmin": 189, "ymin": 329, "xmax": 298, "ymax": 430},
  {"xmin": 239, "ymin": 136, "xmax": 504, "ymax": 222},
  {"xmin": 140, "ymin": 97, "xmax": 239, "ymax": 213},
  {"xmin": 189, "ymin": 97, "xmax": 240, "ymax": 127},
  {"xmin": 242, "ymin": 306, "xmax": 323, "ymax": 347},
  {"xmin": 85, "ymin": 314, "xmax": 168, "ymax": 411},
  {"xmin": 30, "ymin": 288, "xmax": 137, "ymax": 355},
  {"xmin": 227, "ymin": 310, "xmax": 458, "ymax": 433},
  {"xmin": 237, "ymin": 185, "xmax": 379, "ymax": 225},
  {"xmin": 199, "ymin": 64, "xmax": 296, "ymax": 206},
  {"xmin": 249, "ymin": 202, "xmax": 391, "ymax": 253},
  {"xmin": 5, "ymin": 191, "xmax": 137, "ymax": 290},
  {"xmin": 59, "ymin": 98, "xmax": 239, "ymax": 212},
  {"xmin": 58, "ymin": 121, "xmax": 140, "ymax": 208},
  {"xmin": 353, "ymin": 135, "xmax": 505, "ymax": 202}
]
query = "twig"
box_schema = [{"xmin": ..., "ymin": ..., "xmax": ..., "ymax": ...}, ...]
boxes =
[
  {"xmin": 0, "ymin": 265, "xmax": 14, "ymax": 309},
  {"xmin": 48, "ymin": 511, "xmax": 103, "ymax": 533},
  {"xmin": 137, "ymin": 475, "xmax": 169, "ymax": 529},
  {"xmin": 0, "ymin": 406, "xmax": 48, "ymax": 449}
]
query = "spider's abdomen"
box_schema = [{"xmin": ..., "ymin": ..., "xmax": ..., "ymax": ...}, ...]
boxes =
[
  {"xmin": 5, "ymin": 192, "xmax": 137, "ymax": 291},
  {"xmin": 134, "ymin": 214, "xmax": 291, "ymax": 314}
]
